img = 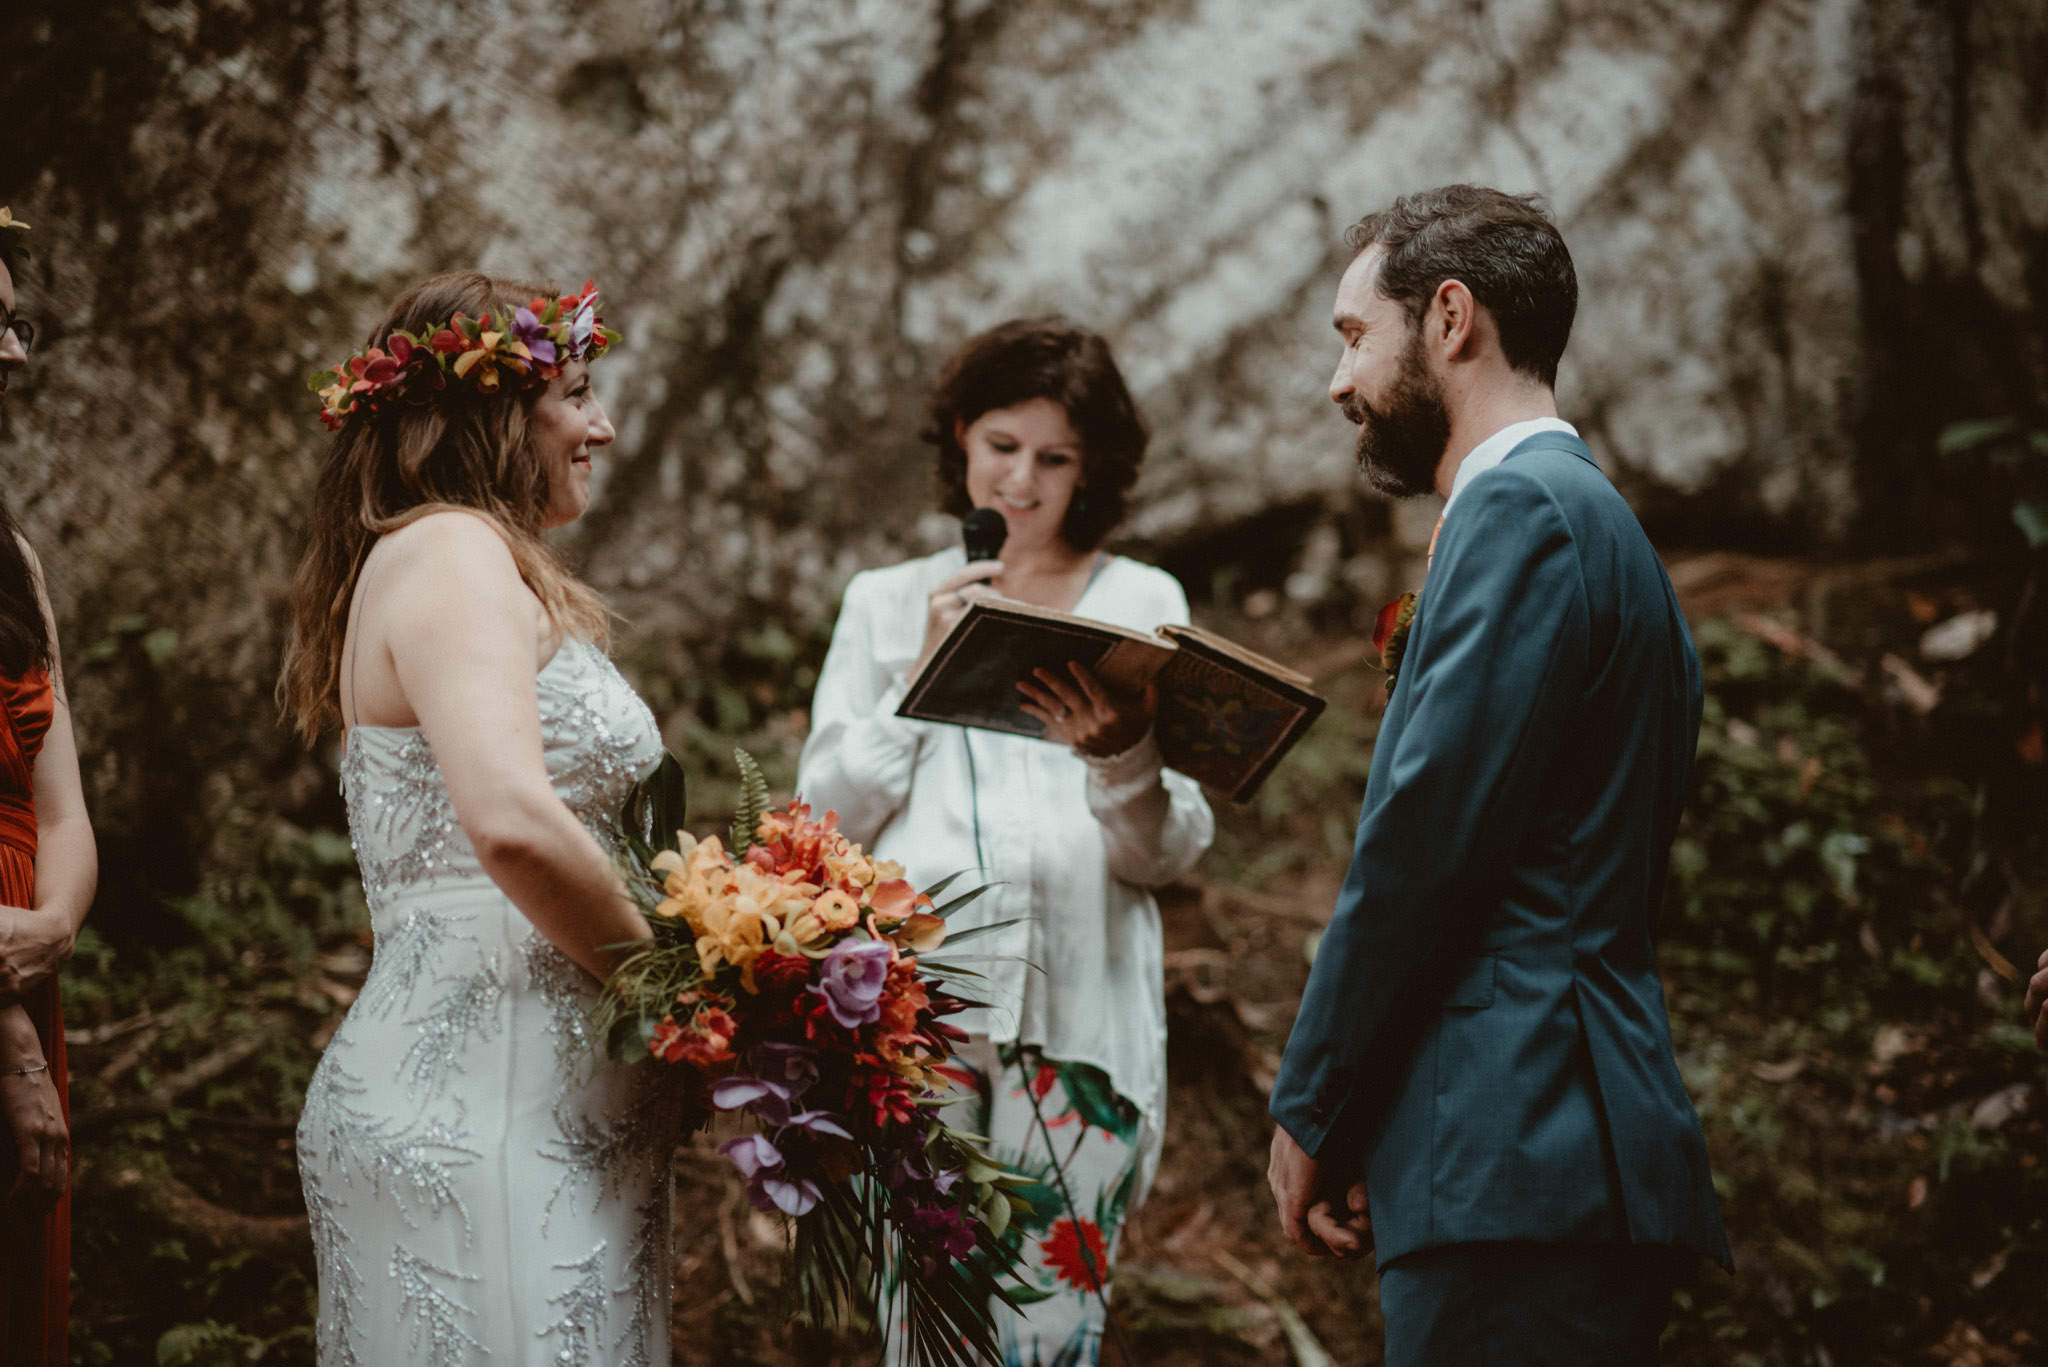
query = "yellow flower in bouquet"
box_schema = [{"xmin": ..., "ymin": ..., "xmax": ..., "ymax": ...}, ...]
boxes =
[
  {"xmin": 781, "ymin": 888, "xmax": 864, "ymax": 952},
  {"xmin": 694, "ymin": 895, "xmax": 781, "ymax": 990},
  {"xmin": 649, "ymin": 832, "xmax": 729, "ymax": 929}
]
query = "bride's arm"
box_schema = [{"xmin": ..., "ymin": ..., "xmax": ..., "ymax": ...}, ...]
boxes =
[
  {"xmin": 382, "ymin": 514, "xmax": 650, "ymax": 983},
  {"xmin": 0, "ymin": 538, "xmax": 95, "ymax": 1001}
]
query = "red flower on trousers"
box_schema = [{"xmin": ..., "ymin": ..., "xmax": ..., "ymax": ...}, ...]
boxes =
[{"xmin": 1041, "ymin": 1217, "xmax": 1109, "ymax": 1292}]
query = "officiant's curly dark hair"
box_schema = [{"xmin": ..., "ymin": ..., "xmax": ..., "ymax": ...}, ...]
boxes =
[
  {"xmin": 279, "ymin": 271, "xmax": 608, "ymax": 742},
  {"xmin": 1346, "ymin": 185, "xmax": 1578, "ymax": 387},
  {"xmin": 923, "ymin": 317, "xmax": 1148, "ymax": 551}
]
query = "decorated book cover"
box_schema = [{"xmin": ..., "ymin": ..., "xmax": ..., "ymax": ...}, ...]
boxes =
[{"xmin": 897, "ymin": 600, "xmax": 1322, "ymax": 801}]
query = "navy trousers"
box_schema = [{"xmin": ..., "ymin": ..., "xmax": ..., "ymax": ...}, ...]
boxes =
[{"xmin": 1378, "ymin": 1241, "xmax": 1691, "ymax": 1367}]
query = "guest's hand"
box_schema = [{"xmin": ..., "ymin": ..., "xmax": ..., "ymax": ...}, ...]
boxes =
[
  {"xmin": 0, "ymin": 905, "xmax": 76, "ymax": 998},
  {"xmin": 1267, "ymin": 1124, "xmax": 1371, "ymax": 1258},
  {"xmin": 912, "ymin": 560, "xmax": 1006, "ymax": 677},
  {"xmin": 2025, "ymin": 947, "xmax": 2048, "ymax": 1052},
  {"xmin": 1017, "ymin": 661, "xmax": 1155, "ymax": 758},
  {"xmin": 0, "ymin": 1008, "xmax": 65, "ymax": 1213}
]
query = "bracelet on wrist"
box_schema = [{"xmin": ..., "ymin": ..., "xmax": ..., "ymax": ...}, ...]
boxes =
[{"xmin": 4, "ymin": 1060, "xmax": 49, "ymax": 1077}]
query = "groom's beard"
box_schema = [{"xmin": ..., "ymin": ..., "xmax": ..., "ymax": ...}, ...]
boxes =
[{"xmin": 1345, "ymin": 340, "xmax": 1450, "ymax": 499}]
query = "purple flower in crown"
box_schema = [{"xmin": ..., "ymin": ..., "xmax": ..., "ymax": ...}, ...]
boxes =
[
  {"xmin": 812, "ymin": 939, "xmax": 894, "ymax": 1029},
  {"xmin": 509, "ymin": 306, "xmax": 558, "ymax": 368}
]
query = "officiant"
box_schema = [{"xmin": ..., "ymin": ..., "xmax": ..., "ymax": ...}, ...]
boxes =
[{"xmin": 796, "ymin": 316, "xmax": 1214, "ymax": 1365}]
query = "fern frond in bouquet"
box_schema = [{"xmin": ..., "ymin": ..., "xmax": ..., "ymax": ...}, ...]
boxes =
[{"xmin": 598, "ymin": 750, "xmax": 1034, "ymax": 1365}]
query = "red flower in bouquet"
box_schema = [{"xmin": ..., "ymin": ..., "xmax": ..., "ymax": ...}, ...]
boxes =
[
  {"xmin": 874, "ymin": 959, "xmax": 932, "ymax": 1066},
  {"xmin": 854, "ymin": 1058, "xmax": 921, "ymax": 1129},
  {"xmin": 648, "ymin": 988, "xmax": 739, "ymax": 1066},
  {"xmin": 1043, "ymin": 1217, "xmax": 1109, "ymax": 1291}
]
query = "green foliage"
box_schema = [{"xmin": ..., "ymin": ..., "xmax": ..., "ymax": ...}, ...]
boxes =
[
  {"xmin": 65, "ymin": 820, "xmax": 364, "ymax": 1367},
  {"xmin": 730, "ymin": 746, "xmax": 770, "ymax": 854},
  {"xmin": 1657, "ymin": 616, "xmax": 2048, "ymax": 1363},
  {"xmin": 1660, "ymin": 618, "xmax": 1965, "ymax": 1015},
  {"xmin": 156, "ymin": 1319, "xmax": 310, "ymax": 1366}
]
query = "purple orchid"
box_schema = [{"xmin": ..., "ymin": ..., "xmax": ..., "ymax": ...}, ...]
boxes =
[
  {"xmin": 509, "ymin": 307, "xmax": 559, "ymax": 367},
  {"xmin": 754, "ymin": 1172, "xmax": 823, "ymax": 1216},
  {"xmin": 780, "ymin": 1110, "xmax": 854, "ymax": 1141},
  {"xmin": 749, "ymin": 1042, "xmax": 820, "ymax": 1097},
  {"xmin": 812, "ymin": 939, "xmax": 894, "ymax": 1029},
  {"xmin": 718, "ymin": 1132, "xmax": 823, "ymax": 1215},
  {"xmin": 567, "ymin": 295, "xmax": 596, "ymax": 357},
  {"xmin": 907, "ymin": 1203, "xmax": 978, "ymax": 1261},
  {"xmin": 718, "ymin": 1132, "xmax": 782, "ymax": 1179},
  {"xmin": 710, "ymin": 1076, "xmax": 791, "ymax": 1115},
  {"xmin": 882, "ymin": 1146, "xmax": 963, "ymax": 1200}
]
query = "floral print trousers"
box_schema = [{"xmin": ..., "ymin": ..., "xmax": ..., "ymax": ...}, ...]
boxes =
[{"xmin": 888, "ymin": 1036, "xmax": 1154, "ymax": 1367}]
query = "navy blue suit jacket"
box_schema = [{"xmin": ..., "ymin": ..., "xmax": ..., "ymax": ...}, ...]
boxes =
[{"xmin": 1270, "ymin": 432, "xmax": 1730, "ymax": 1269}]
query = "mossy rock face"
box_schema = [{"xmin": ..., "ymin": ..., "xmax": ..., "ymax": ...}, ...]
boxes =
[{"xmin": 1, "ymin": 0, "xmax": 2044, "ymax": 920}]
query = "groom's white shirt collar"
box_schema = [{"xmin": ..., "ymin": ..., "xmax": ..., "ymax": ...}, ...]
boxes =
[{"xmin": 1441, "ymin": 416, "xmax": 1580, "ymax": 519}]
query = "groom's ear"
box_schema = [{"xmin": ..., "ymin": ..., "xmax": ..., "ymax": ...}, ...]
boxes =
[{"xmin": 1428, "ymin": 278, "xmax": 1480, "ymax": 362}]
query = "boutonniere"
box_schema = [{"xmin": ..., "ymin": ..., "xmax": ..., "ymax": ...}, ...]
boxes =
[
  {"xmin": 1374, "ymin": 513, "xmax": 1444, "ymax": 698},
  {"xmin": 1373, "ymin": 591, "xmax": 1419, "ymax": 695}
]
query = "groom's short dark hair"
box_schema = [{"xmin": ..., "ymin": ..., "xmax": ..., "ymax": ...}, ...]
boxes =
[{"xmin": 1346, "ymin": 185, "xmax": 1578, "ymax": 388}]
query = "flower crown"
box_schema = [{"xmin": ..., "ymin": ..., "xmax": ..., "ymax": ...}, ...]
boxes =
[
  {"xmin": 0, "ymin": 207, "xmax": 30, "ymax": 265},
  {"xmin": 309, "ymin": 279, "xmax": 620, "ymax": 431}
]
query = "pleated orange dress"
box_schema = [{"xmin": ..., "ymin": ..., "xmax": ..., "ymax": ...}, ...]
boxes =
[{"xmin": 0, "ymin": 665, "xmax": 67, "ymax": 1367}]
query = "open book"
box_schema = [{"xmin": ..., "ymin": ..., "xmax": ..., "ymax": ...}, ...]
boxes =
[{"xmin": 896, "ymin": 597, "xmax": 1325, "ymax": 802}]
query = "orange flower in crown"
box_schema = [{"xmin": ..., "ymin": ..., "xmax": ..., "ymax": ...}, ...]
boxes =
[{"xmin": 308, "ymin": 279, "xmax": 620, "ymax": 430}]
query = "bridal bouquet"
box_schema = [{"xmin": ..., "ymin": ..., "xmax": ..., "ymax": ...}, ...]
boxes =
[{"xmin": 599, "ymin": 752, "xmax": 1032, "ymax": 1365}]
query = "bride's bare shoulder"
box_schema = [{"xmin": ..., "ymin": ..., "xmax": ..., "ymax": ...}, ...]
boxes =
[{"xmin": 373, "ymin": 509, "xmax": 520, "ymax": 581}]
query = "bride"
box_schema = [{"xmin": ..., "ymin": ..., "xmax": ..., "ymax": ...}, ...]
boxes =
[{"xmin": 279, "ymin": 273, "xmax": 676, "ymax": 1365}]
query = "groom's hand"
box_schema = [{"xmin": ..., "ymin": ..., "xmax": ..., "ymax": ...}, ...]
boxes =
[{"xmin": 1268, "ymin": 1125, "xmax": 1371, "ymax": 1258}]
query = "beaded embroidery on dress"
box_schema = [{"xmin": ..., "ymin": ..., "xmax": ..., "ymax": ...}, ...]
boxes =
[{"xmin": 299, "ymin": 641, "xmax": 676, "ymax": 1367}]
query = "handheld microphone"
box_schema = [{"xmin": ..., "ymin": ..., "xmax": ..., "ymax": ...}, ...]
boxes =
[{"xmin": 961, "ymin": 508, "xmax": 1007, "ymax": 571}]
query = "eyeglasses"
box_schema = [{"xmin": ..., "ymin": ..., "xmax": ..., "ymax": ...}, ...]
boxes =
[{"xmin": 2, "ymin": 317, "xmax": 31, "ymax": 353}]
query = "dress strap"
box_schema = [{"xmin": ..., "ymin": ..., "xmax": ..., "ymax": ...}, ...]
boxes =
[{"xmin": 340, "ymin": 546, "xmax": 389, "ymax": 731}]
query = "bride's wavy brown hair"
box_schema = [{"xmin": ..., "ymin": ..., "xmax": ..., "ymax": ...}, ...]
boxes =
[{"xmin": 278, "ymin": 271, "xmax": 609, "ymax": 743}]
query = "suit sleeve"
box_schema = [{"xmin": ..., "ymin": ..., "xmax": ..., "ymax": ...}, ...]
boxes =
[
  {"xmin": 795, "ymin": 573, "xmax": 938, "ymax": 847},
  {"xmin": 1269, "ymin": 468, "xmax": 1591, "ymax": 1157}
]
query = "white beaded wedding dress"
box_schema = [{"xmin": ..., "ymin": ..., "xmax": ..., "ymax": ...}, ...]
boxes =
[{"xmin": 298, "ymin": 640, "xmax": 676, "ymax": 1367}]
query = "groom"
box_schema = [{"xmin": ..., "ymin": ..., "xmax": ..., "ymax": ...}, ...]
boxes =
[{"xmin": 1266, "ymin": 185, "xmax": 1730, "ymax": 1363}]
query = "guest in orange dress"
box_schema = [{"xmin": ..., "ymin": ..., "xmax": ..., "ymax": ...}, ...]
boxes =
[{"xmin": 0, "ymin": 207, "xmax": 98, "ymax": 1367}]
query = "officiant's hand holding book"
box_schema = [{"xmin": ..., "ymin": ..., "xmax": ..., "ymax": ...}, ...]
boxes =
[{"xmin": 895, "ymin": 596, "xmax": 1326, "ymax": 802}]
